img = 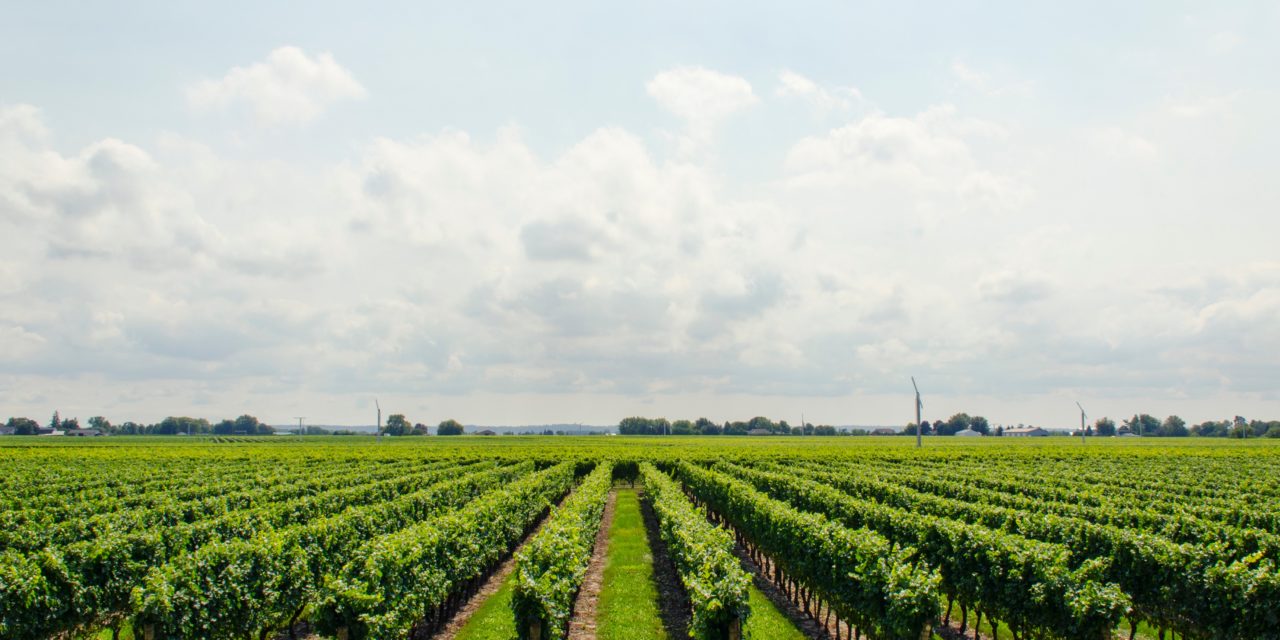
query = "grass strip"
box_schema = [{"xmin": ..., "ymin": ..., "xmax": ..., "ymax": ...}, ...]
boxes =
[
  {"xmin": 742, "ymin": 585, "xmax": 806, "ymax": 640},
  {"xmin": 453, "ymin": 576, "xmax": 517, "ymax": 640},
  {"xmin": 595, "ymin": 488, "xmax": 668, "ymax": 640}
]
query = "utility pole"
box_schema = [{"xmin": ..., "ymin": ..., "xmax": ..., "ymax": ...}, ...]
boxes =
[
  {"xmin": 294, "ymin": 416, "xmax": 306, "ymax": 436},
  {"xmin": 1076, "ymin": 402, "xmax": 1087, "ymax": 444},
  {"xmin": 375, "ymin": 399, "xmax": 382, "ymax": 443},
  {"xmin": 912, "ymin": 377, "xmax": 923, "ymax": 448}
]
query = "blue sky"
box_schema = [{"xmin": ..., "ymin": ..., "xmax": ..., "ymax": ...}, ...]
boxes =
[{"xmin": 2, "ymin": 2, "xmax": 1278, "ymax": 427}]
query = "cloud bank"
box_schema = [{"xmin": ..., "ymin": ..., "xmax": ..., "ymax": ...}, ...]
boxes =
[
  {"xmin": 186, "ymin": 47, "xmax": 365, "ymax": 126},
  {"xmin": 2, "ymin": 50, "xmax": 1278, "ymax": 426}
]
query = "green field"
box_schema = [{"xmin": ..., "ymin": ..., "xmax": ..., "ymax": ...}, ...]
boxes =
[{"xmin": 1, "ymin": 436, "xmax": 1277, "ymax": 640}]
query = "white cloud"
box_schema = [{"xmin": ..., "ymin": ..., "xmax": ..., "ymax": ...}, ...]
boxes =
[
  {"xmin": 186, "ymin": 46, "xmax": 366, "ymax": 126},
  {"xmin": 976, "ymin": 270, "xmax": 1054, "ymax": 304},
  {"xmin": 1165, "ymin": 93, "xmax": 1238, "ymax": 119},
  {"xmin": 780, "ymin": 106, "xmax": 1026, "ymax": 215},
  {"xmin": 646, "ymin": 66, "xmax": 757, "ymax": 151},
  {"xmin": 774, "ymin": 70, "xmax": 862, "ymax": 112},
  {"xmin": 1207, "ymin": 31, "xmax": 1244, "ymax": 55},
  {"xmin": 0, "ymin": 104, "xmax": 48, "ymax": 142},
  {"xmin": 950, "ymin": 59, "xmax": 1032, "ymax": 97},
  {"xmin": 1087, "ymin": 126, "xmax": 1158, "ymax": 160}
]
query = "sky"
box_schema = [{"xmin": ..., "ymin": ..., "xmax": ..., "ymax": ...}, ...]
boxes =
[{"xmin": 2, "ymin": 2, "xmax": 1279, "ymax": 428}]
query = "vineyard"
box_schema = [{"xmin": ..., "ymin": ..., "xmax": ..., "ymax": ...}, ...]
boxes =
[{"xmin": 1, "ymin": 437, "xmax": 1277, "ymax": 640}]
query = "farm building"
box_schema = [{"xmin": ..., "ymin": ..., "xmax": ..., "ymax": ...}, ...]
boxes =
[
  {"xmin": 955, "ymin": 428, "xmax": 982, "ymax": 436},
  {"xmin": 870, "ymin": 427, "xmax": 898, "ymax": 436},
  {"xmin": 1003, "ymin": 427, "xmax": 1049, "ymax": 437}
]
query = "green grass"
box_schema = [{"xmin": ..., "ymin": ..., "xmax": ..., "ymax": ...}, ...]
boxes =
[
  {"xmin": 453, "ymin": 572, "xmax": 518, "ymax": 640},
  {"xmin": 596, "ymin": 488, "xmax": 668, "ymax": 640},
  {"xmin": 92, "ymin": 629, "xmax": 134, "ymax": 640},
  {"xmin": 742, "ymin": 584, "xmax": 806, "ymax": 640}
]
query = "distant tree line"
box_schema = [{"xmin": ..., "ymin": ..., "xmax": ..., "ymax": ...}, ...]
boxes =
[
  {"xmin": 618, "ymin": 416, "xmax": 849, "ymax": 436},
  {"xmin": 380, "ymin": 415, "xmax": 466, "ymax": 436},
  {"xmin": 2, "ymin": 412, "xmax": 276, "ymax": 436},
  {"xmin": 617, "ymin": 412, "xmax": 1280, "ymax": 438},
  {"xmin": 1, "ymin": 410, "xmax": 486, "ymax": 437},
  {"xmin": 903, "ymin": 413, "xmax": 993, "ymax": 436},
  {"xmin": 906, "ymin": 413, "xmax": 1280, "ymax": 438},
  {"xmin": 1100, "ymin": 414, "xmax": 1280, "ymax": 438}
]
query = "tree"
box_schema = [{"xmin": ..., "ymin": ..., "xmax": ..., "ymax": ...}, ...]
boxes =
[
  {"xmin": 995, "ymin": 425, "xmax": 1004, "ymax": 436},
  {"xmin": 1191, "ymin": 420, "xmax": 1229, "ymax": 437},
  {"xmin": 1094, "ymin": 418, "xmax": 1117, "ymax": 437},
  {"xmin": 937, "ymin": 413, "xmax": 971, "ymax": 436},
  {"xmin": 918, "ymin": 420, "xmax": 933, "ymax": 436},
  {"xmin": 157, "ymin": 416, "xmax": 211, "ymax": 435},
  {"xmin": 50, "ymin": 411, "xmax": 61, "ymax": 430},
  {"xmin": 234, "ymin": 415, "xmax": 272, "ymax": 435},
  {"xmin": 695, "ymin": 417, "xmax": 720, "ymax": 435},
  {"xmin": 437, "ymin": 419, "xmax": 464, "ymax": 436},
  {"xmin": 384, "ymin": 414, "xmax": 411, "ymax": 436},
  {"xmin": 1123, "ymin": 414, "xmax": 1160, "ymax": 437},
  {"xmin": 1230, "ymin": 421, "xmax": 1252, "ymax": 439},
  {"xmin": 7, "ymin": 417, "xmax": 40, "ymax": 435},
  {"xmin": 87, "ymin": 416, "xmax": 112, "ymax": 433},
  {"xmin": 62, "ymin": 417, "xmax": 80, "ymax": 430},
  {"xmin": 671, "ymin": 419, "xmax": 694, "ymax": 435},
  {"xmin": 1158, "ymin": 415, "xmax": 1188, "ymax": 437},
  {"xmin": 411, "ymin": 423, "xmax": 430, "ymax": 436},
  {"xmin": 970, "ymin": 416, "xmax": 991, "ymax": 435},
  {"xmin": 619, "ymin": 417, "xmax": 657, "ymax": 435},
  {"xmin": 1267, "ymin": 425, "xmax": 1280, "ymax": 438}
]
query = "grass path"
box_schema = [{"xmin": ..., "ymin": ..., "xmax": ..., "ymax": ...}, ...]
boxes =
[
  {"xmin": 743, "ymin": 584, "xmax": 808, "ymax": 639},
  {"xmin": 596, "ymin": 488, "xmax": 668, "ymax": 640},
  {"xmin": 452, "ymin": 575, "xmax": 518, "ymax": 640}
]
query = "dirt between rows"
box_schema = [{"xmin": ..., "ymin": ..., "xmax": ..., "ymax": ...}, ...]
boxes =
[{"xmin": 566, "ymin": 489, "xmax": 618, "ymax": 639}]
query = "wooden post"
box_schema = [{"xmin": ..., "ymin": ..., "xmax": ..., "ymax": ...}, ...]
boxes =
[
  {"xmin": 337, "ymin": 627, "xmax": 349, "ymax": 640},
  {"xmin": 530, "ymin": 619, "xmax": 542, "ymax": 640},
  {"xmin": 143, "ymin": 625, "xmax": 155, "ymax": 640},
  {"xmin": 728, "ymin": 618, "xmax": 742, "ymax": 640}
]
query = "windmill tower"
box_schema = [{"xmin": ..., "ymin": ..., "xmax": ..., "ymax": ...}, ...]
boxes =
[
  {"xmin": 375, "ymin": 399, "xmax": 382, "ymax": 443},
  {"xmin": 1076, "ymin": 402, "xmax": 1087, "ymax": 444},
  {"xmin": 912, "ymin": 377, "xmax": 923, "ymax": 448}
]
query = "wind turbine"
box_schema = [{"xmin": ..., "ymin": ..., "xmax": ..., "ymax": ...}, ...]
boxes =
[
  {"xmin": 375, "ymin": 399, "xmax": 382, "ymax": 443},
  {"xmin": 294, "ymin": 416, "xmax": 306, "ymax": 436},
  {"xmin": 1076, "ymin": 402, "xmax": 1087, "ymax": 444},
  {"xmin": 912, "ymin": 377, "xmax": 923, "ymax": 448}
]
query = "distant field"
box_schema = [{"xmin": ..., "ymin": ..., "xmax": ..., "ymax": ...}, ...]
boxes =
[{"xmin": 1, "ymin": 436, "xmax": 1276, "ymax": 640}]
